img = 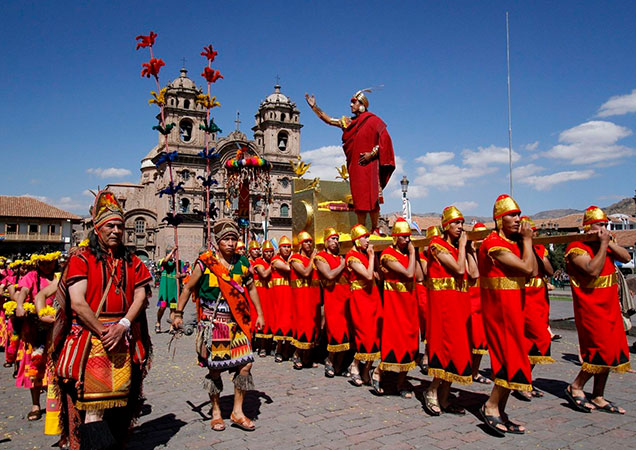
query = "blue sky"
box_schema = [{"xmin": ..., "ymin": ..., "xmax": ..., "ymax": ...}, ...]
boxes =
[{"xmin": 2, "ymin": 1, "xmax": 635, "ymax": 218}]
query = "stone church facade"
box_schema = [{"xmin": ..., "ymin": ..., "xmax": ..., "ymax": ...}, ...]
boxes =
[{"xmin": 107, "ymin": 68, "xmax": 301, "ymax": 263}]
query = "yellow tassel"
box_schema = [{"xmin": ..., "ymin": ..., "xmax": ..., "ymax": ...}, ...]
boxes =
[
  {"xmin": 472, "ymin": 348, "xmax": 488, "ymax": 355},
  {"xmin": 428, "ymin": 368, "xmax": 473, "ymax": 385},
  {"xmin": 255, "ymin": 332, "xmax": 273, "ymax": 339},
  {"xmin": 529, "ymin": 355, "xmax": 555, "ymax": 365},
  {"xmin": 494, "ymin": 378, "xmax": 532, "ymax": 391},
  {"xmin": 379, "ymin": 361, "xmax": 416, "ymax": 373},
  {"xmin": 354, "ymin": 351, "xmax": 381, "ymax": 362},
  {"xmin": 327, "ymin": 343, "xmax": 350, "ymax": 353}
]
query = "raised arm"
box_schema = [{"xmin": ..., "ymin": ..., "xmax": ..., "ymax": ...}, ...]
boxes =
[
  {"xmin": 34, "ymin": 279, "xmax": 58, "ymax": 324},
  {"xmin": 348, "ymin": 246, "xmax": 375, "ymax": 282},
  {"xmin": 568, "ymin": 228, "xmax": 613, "ymax": 278},
  {"xmin": 254, "ymin": 264, "xmax": 272, "ymax": 279},
  {"xmin": 290, "ymin": 250, "xmax": 317, "ymax": 278},
  {"xmin": 382, "ymin": 243, "xmax": 417, "ymax": 279},
  {"xmin": 305, "ymin": 93, "xmax": 346, "ymax": 128},
  {"xmin": 490, "ymin": 222, "xmax": 536, "ymax": 276},
  {"xmin": 272, "ymin": 258, "xmax": 291, "ymax": 274}
]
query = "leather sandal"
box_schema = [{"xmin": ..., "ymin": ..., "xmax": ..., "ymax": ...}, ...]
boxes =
[
  {"xmin": 564, "ymin": 385, "xmax": 593, "ymax": 413},
  {"xmin": 230, "ymin": 413, "xmax": 255, "ymax": 431},
  {"xmin": 27, "ymin": 409, "xmax": 42, "ymax": 421},
  {"xmin": 210, "ymin": 418, "xmax": 225, "ymax": 431},
  {"xmin": 479, "ymin": 404, "xmax": 506, "ymax": 437},
  {"xmin": 424, "ymin": 393, "xmax": 441, "ymax": 416}
]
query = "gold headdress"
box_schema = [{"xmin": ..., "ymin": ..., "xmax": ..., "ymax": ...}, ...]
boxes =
[
  {"xmin": 350, "ymin": 224, "xmax": 370, "ymax": 242},
  {"xmin": 582, "ymin": 206, "xmax": 608, "ymax": 231},
  {"xmin": 279, "ymin": 236, "xmax": 292, "ymax": 247},
  {"xmin": 92, "ymin": 190, "xmax": 125, "ymax": 229},
  {"xmin": 248, "ymin": 240, "xmax": 260, "ymax": 250},
  {"xmin": 392, "ymin": 218, "xmax": 411, "ymax": 236},
  {"xmin": 297, "ymin": 230, "xmax": 313, "ymax": 244},
  {"xmin": 441, "ymin": 206, "xmax": 464, "ymax": 231},
  {"xmin": 472, "ymin": 222, "xmax": 488, "ymax": 232},
  {"xmin": 262, "ymin": 240, "xmax": 275, "ymax": 251},
  {"xmin": 493, "ymin": 194, "xmax": 521, "ymax": 229},
  {"xmin": 323, "ymin": 227, "xmax": 339, "ymax": 242},
  {"xmin": 236, "ymin": 240, "xmax": 246, "ymax": 250},
  {"xmin": 425, "ymin": 226, "xmax": 442, "ymax": 239},
  {"xmin": 519, "ymin": 216, "xmax": 537, "ymax": 231}
]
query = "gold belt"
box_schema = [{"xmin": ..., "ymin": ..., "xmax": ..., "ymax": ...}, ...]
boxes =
[
  {"xmin": 291, "ymin": 279, "xmax": 321, "ymax": 288},
  {"xmin": 270, "ymin": 278, "xmax": 289, "ymax": 287},
  {"xmin": 571, "ymin": 272, "xmax": 617, "ymax": 289},
  {"xmin": 254, "ymin": 280, "xmax": 269, "ymax": 288},
  {"xmin": 526, "ymin": 277, "xmax": 546, "ymax": 288},
  {"xmin": 351, "ymin": 280, "xmax": 372, "ymax": 291},
  {"xmin": 427, "ymin": 277, "xmax": 468, "ymax": 292},
  {"xmin": 480, "ymin": 276, "xmax": 526, "ymax": 290},
  {"xmin": 383, "ymin": 280, "xmax": 414, "ymax": 292}
]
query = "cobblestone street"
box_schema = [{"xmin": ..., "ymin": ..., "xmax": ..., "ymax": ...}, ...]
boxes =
[{"xmin": 1, "ymin": 299, "xmax": 635, "ymax": 449}]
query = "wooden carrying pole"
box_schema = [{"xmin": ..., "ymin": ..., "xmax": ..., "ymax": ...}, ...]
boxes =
[{"xmin": 320, "ymin": 231, "xmax": 597, "ymax": 255}]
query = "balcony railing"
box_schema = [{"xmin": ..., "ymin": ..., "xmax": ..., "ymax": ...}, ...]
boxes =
[{"xmin": 1, "ymin": 233, "xmax": 64, "ymax": 242}]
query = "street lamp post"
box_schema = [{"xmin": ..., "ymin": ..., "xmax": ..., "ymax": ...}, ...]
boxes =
[{"xmin": 400, "ymin": 176, "xmax": 411, "ymax": 223}]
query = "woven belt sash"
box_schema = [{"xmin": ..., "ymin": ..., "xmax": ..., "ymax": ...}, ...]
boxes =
[
  {"xmin": 351, "ymin": 280, "xmax": 372, "ymax": 291},
  {"xmin": 254, "ymin": 280, "xmax": 269, "ymax": 288},
  {"xmin": 270, "ymin": 278, "xmax": 289, "ymax": 287},
  {"xmin": 291, "ymin": 279, "xmax": 321, "ymax": 288}
]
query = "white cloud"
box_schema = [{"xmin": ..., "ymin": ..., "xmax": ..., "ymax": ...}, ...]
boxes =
[
  {"xmin": 545, "ymin": 120, "xmax": 634, "ymax": 165},
  {"xmin": 462, "ymin": 145, "xmax": 520, "ymax": 166},
  {"xmin": 597, "ymin": 89, "xmax": 636, "ymax": 117},
  {"xmin": 300, "ymin": 145, "xmax": 346, "ymax": 180},
  {"xmin": 520, "ymin": 170, "xmax": 594, "ymax": 191},
  {"xmin": 86, "ymin": 167, "xmax": 132, "ymax": 178},
  {"xmin": 525, "ymin": 141, "xmax": 539, "ymax": 151},
  {"xmin": 22, "ymin": 193, "xmax": 48, "ymax": 202},
  {"xmin": 415, "ymin": 164, "xmax": 497, "ymax": 189},
  {"xmin": 512, "ymin": 163, "xmax": 544, "ymax": 178},
  {"xmin": 82, "ymin": 189, "xmax": 95, "ymax": 197},
  {"xmin": 415, "ymin": 151, "xmax": 455, "ymax": 166},
  {"xmin": 451, "ymin": 201, "xmax": 478, "ymax": 212}
]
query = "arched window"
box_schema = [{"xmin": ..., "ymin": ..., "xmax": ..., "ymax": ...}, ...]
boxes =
[
  {"xmin": 280, "ymin": 113, "xmax": 286, "ymax": 122},
  {"xmin": 181, "ymin": 170, "xmax": 190, "ymax": 181},
  {"xmin": 184, "ymin": 99, "xmax": 190, "ymax": 109},
  {"xmin": 179, "ymin": 119, "xmax": 193, "ymax": 142},
  {"xmin": 135, "ymin": 218, "xmax": 145, "ymax": 234},
  {"xmin": 180, "ymin": 198, "xmax": 190, "ymax": 213},
  {"xmin": 277, "ymin": 131, "xmax": 288, "ymax": 151},
  {"xmin": 280, "ymin": 203, "xmax": 289, "ymax": 217}
]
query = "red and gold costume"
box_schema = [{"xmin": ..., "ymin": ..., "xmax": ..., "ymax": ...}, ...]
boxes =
[
  {"xmin": 252, "ymin": 242, "xmax": 273, "ymax": 339},
  {"xmin": 478, "ymin": 195, "xmax": 532, "ymax": 391},
  {"xmin": 315, "ymin": 228, "xmax": 350, "ymax": 352},
  {"xmin": 341, "ymin": 101, "xmax": 395, "ymax": 212},
  {"xmin": 379, "ymin": 219, "xmax": 418, "ymax": 372},
  {"xmin": 416, "ymin": 251, "xmax": 428, "ymax": 342},
  {"xmin": 290, "ymin": 231, "xmax": 321, "ymax": 349},
  {"xmin": 468, "ymin": 222, "xmax": 488, "ymax": 356},
  {"xmin": 271, "ymin": 237, "xmax": 293, "ymax": 342},
  {"xmin": 426, "ymin": 207, "xmax": 472, "ymax": 384},
  {"xmin": 346, "ymin": 224, "xmax": 381, "ymax": 361},
  {"xmin": 565, "ymin": 206, "xmax": 631, "ymax": 374},
  {"xmin": 520, "ymin": 217, "xmax": 554, "ymax": 365}
]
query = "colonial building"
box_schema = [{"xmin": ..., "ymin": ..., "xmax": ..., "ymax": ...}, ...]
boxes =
[
  {"xmin": 0, "ymin": 196, "xmax": 81, "ymax": 255},
  {"xmin": 107, "ymin": 68, "xmax": 301, "ymax": 262}
]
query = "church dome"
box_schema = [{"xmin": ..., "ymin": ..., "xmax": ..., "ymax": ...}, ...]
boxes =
[
  {"xmin": 169, "ymin": 68, "xmax": 197, "ymax": 90},
  {"xmin": 264, "ymin": 84, "xmax": 291, "ymax": 104},
  {"xmin": 141, "ymin": 158, "xmax": 155, "ymax": 170}
]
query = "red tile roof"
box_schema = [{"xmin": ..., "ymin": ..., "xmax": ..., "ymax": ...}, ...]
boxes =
[{"xmin": 0, "ymin": 196, "xmax": 81, "ymax": 221}]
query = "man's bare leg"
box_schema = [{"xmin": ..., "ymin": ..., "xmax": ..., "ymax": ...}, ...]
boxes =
[
  {"xmin": 370, "ymin": 208, "xmax": 380, "ymax": 231},
  {"xmin": 355, "ymin": 212, "xmax": 368, "ymax": 227}
]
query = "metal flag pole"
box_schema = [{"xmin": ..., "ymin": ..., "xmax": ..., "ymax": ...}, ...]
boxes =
[{"xmin": 506, "ymin": 11, "xmax": 514, "ymax": 196}]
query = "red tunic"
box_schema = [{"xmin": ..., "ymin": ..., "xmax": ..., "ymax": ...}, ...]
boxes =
[
  {"xmin": 426, "ymin": 237, "xmax": 472, "ymax": 384},
  {"xmin": 566, "ymin": 241, "xmax": 631, "ymax": 373},
  {"xmin": 315, "ymin": 251, "xmax": 351, "ymax": 352},
  {"xmin": 468, "ymin": 280, "xmax": 488, "ymax": 355},
  {"xmin": 416, "ymin": 251, "xmax": 428, "ymax": 342},
  {"xmin": 345, "ymin": 249, "xmax": 382, "ymax": 361},
  {"xmin": 524, "ymin": 244, "xmax": 554, "ymax": 364},
  {"xmin": 290, "ymin": 253, "xmax": 321, "ymax": 349},
  {"xmin": 379, "ymin": 247, "xmax": 418, "ymax": 372},
  {"xmin": 270, "ymin": 254, "xmax": 293, "ymax": 342},
  {"xmin": 341, "ymin": 112, "xmax": 395, "ymax": 212},
  {"xmin": 479, "ymin": 232, "xmax": 532, "ymax": 391},
  {"xmin": 66, "ymin": 250, "xmax": 153, "ymax": 366},
  {"xmin": 252, "ymin": 257, "xmax": 273, "ymax": 338}
]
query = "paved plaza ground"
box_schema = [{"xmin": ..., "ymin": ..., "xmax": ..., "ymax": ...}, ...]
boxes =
[{"xmin": 1, "ymin": 295, "xmax": 635, "ymax": 449}]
